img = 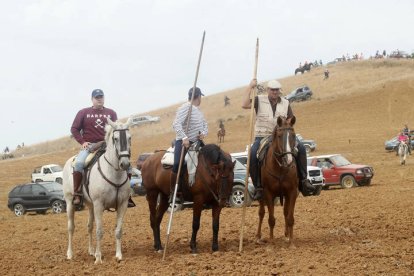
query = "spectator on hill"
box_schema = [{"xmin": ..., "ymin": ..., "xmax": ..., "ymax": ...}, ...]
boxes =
[{"xmin": 324, "ymin": 69, "xmax": 330, "ymax": 80}]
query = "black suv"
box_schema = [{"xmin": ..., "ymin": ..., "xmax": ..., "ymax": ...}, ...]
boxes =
[
  {"xmin": 285, "ymin": 85, "xmax": 313, "ymax": 102},
  {"xmin": 7, "ymin": 182, "xmax": 66, "ymax": 217}
]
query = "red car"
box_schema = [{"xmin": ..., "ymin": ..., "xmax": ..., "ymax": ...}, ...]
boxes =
[{"xmin": 307, "ymin": 154, "xmax": 374, "ymax": 189}]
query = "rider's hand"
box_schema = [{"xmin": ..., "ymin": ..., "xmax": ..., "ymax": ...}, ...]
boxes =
[
  {"xmin": 249, "ymin": 79, "xmax": 257, "ymax": 90},
  {"xmin": 182, "ymin": 138, "xmax": 190, "ymax": 148},
  {"xmin": 82, "ymin": 142, "xmax": 90, "ymax": 149}
]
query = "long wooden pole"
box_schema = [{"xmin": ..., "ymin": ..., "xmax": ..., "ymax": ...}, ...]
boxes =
[
  {"xmin": 239, "ymin": 38, "xmax": 259, "ymax": 252},
  {"xmin": 163, "ymin": 31, "xmax": 206, "ymax": 261}
]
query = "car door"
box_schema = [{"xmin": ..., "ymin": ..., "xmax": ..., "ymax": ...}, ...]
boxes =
[
  {"xmin": 19, "ymin": 185, "xmax": 35, "ymax": 209},
  {"xmin": 316, "ymin": 158, "xmax": 338, "ymax": 184},
  {"xmin": 31, "ymin": 184, "xmax": 49, "ymax": 208},
  {"xmin": 296, "ymin": 88, "xmax": 304, "ymax": 100}
]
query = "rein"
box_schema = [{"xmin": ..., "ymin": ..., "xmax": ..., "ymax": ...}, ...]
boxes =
[{"xmin": 199, "ymin": 152, "xmax": 231, "ymax": 205}]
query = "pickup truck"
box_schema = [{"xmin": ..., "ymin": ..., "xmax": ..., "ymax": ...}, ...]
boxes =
[{"xmin": 32, "ymin": 164, "xmax": 63, "ymax": 184}]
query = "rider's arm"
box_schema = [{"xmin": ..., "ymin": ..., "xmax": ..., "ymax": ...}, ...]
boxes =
[{"xmin": 242, "ymin": 79, "xmax": 257, "ymax": 109}]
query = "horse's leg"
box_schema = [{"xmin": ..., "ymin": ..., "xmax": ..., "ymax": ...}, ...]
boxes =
[
  {"xmin": 114, "ymin": 200, "xmax": 128, "ymax": 261},
  {"xmin": 66, "ymin": 200, "xmax": 75, "ymax": 260},
  {"xmin": 190, "ymin": 199, "xmax": 203, "ymax": 254},
  {"xmin": 266, "ymin": 196, "xmax": 276, "ymax": 240},
  {"xmin": 93, "ymin": 204, "xmax": 105, "ymax": 264},
  {"xmin": 87, "ymin": 204, "xmax": 95, "ymax": 256},
  {"xmin": 211, "ymin": 204, "xmax": 221, "ymax": 252},
  {"xmin": 155, "ymin": 192, "xmax": 169, "ymax": 251},
  {"xmin": 147, "ymin": 191, "xmax": 160, "ymax": 251},
  {"xmin": 256, "ymin": 200, "xmax": 265, "ymax": 243},
  {"xmin": 284, "ymin": 192, "xmax": 297, "ymax": 248}
]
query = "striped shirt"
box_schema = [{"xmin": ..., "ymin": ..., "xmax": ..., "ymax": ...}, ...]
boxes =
[{"xmin": 173, "ymin": 102, "xmax": 208, "ymax": 142}]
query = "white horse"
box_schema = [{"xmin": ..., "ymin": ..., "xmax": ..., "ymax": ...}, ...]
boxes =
[
  {"xmin": 63, "ymin": 118, "xmax": 132, "ymax": 264},
  {"xmin": 398, "ymin": 141, "xmax": 408, "ymax": 165}
]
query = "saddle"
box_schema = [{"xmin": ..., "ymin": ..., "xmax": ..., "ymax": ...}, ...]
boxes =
[
  {"xmin": 257, "ymin": 136, "xmax": 272, "ymax": 163},
  {"xmin": 160, "ymin": 141, "xmax": 202, "ymax": 186},
  {"xmin": 70, "ymin": 141, "xmax": 106, "ymax": 169}
]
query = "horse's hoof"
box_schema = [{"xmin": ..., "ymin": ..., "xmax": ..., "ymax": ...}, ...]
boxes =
[
  {"xmin": 288, "ymin": 243, "xmax": 296, "ymax": 249},
  {"xmin": 256, "ymin": 238, "xmax": 266, "ymax": 245},
  {"xmin": 94, "ymin": 259, "xmax": 103, "ymax": 265},
  {"xmin": 156, "ymin": 249, "xmax": 163, "ymax": 254},
  {"xmin": 115, "ymin": 256, "xmax": 122, "ymax": 263}
]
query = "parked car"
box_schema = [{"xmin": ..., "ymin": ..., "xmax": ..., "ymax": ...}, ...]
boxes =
[
  {"xmin": 285, "ymin": 85, "xmax": 313, "ymax": 102},
  {"xmin": 230, "ymin": 151, "xmax": 323, "ymax": 197},
  {"xmin": 136, "ymin": 153, "xmax": 153, "ymax": 170},
  {"xmin": 228, "ymin": 157, "xmax": 255, "ymax": 208},
  {"xmin": 31, "ymin": 164, "xmax": 63, "ymax": 183},
  {"xmin": 296, "ymin": 134, "xmax": 317, "ymax": 154},
  {"xmin": 385, "ymin": 134, "xmax": 414, "ymax": 151},
  {"xmin": 7, "ymin": 182, "xmax": 66, "ymax": 217},
  {"xmin": 130, "ymin": 114, "xmax": 160, "ymax": 126},
  {"xmin": 130, "ymin": 168, "xmax": 146, "ymax": 196},
  {"xmin": 307, "ymin": 154, "xmax": 374, "ymax": 189}
]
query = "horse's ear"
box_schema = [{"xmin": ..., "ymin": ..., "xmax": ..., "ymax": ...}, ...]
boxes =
[
  {"xmin": 107, "ymin": 117, "xmax": 116, "ymax": 128},
  {"xmin": 125, "ymin": 117, "xmax": 132, "ymax": 127},
  {"xmin": 289, "ymin": 116, "xmax": 296, "ymax": 126},
  {"xmin": 277, "ymin": 117, "xmax": 283, "ymax": 127}
]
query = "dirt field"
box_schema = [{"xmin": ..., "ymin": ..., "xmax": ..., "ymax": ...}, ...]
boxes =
[{"xmin": 1, "ymin": 60, "xmax": 414, "ymax": 275}]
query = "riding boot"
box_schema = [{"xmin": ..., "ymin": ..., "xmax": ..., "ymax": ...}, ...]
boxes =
[
  {"xmin": 300, "ymin": 179, "xmax": 316, "ymax": 197},
  {"xmin": 251, "ymin": 161, "xmax": 263, "ymax": 200},
  {"xmin": 127, "ymin": 172, "xmax": 136, "ymax": 208},
  {"xmin": 168, "ymin": 172, "xmax": 178, "ymax": 203},
  {"xmin": 72, "ymin": 171, "xmax": 83, "ymax": 205}
]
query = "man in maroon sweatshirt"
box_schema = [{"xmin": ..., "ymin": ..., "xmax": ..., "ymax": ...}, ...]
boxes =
[{"xmin": 70, "ymin": 89, "xmax": 135, "ymax": 207}]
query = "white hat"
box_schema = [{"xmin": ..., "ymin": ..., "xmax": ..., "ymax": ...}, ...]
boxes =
[{"xmin": 267, "ymin": 80, "xmax": 282, "ymax": 89}]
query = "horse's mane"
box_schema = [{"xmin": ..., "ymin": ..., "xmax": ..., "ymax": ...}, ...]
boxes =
[
  {"xmin": 200, "ymin": 144, "xmax": 231, "ymax": 166},
  {"xmin": 104, "ymin": 123, "xmax": 113, "ymax": 141}
]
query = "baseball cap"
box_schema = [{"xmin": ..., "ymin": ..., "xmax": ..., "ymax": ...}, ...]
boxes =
[
  {"xmin": 188, "ymin": 87, "xmax": 204, "ymax": 100},
  {"xmin": 267, "ymin": 80, "xmax": 282, "ymax": 89},
  {"xmin": 91, "ymin": 89, "xmax": 104, "ymax": 98}
]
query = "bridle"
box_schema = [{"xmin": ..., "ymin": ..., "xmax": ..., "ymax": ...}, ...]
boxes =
[
  {"xmin": 272, "ymin": 126, "xmax": 296, "ymax": 168},
  {"xmin": 103, "ymin": 128, "xmax": 131, "ymax": 171},
  {"xmin": 199, "ymin": 152, "xmax": 233, "ymax": 205}
]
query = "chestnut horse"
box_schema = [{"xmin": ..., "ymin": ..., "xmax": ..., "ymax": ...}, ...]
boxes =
[
  {"xmin": 141, "ymin": 143, "xmax": 235, "ymax": 253},
  {"xmin": 256, "ymin": 116, "xmax": 299, "ymax": 247},
  {"xmin": 217, "ymin": 127, "xmax": 225, "ymax": 143}
]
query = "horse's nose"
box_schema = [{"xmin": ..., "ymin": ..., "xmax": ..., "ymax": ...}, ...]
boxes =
[{"xmin": 120, "ymin": 160, "xmax": 130, "ymax": 171}]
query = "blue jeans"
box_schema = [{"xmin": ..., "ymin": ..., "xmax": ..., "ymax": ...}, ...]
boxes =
[{"xmin": 74, "ymin": 147, "xmax": 91, "ymax": 172}]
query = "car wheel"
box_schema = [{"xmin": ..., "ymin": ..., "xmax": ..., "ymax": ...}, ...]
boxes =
[
  {"xmin": 14, "ymin": 204, "xmax": 25, "ymax": 217},
  {"xmin": 229, "ymin": 185, "xmax": 252, "ymax": 208},
  {"xmin": 51, "ymin": 200, "xmax": 65, "ymax": 214},
  {"xmin": 55, "ymin": 177, "xmax": 63, "ymax": 184},
  {"xmin": 304, "ymin": 145, "xmax": 311, "ymax": 154},
  {"xmin": 305, "ymin": 94, "xmax": 311, "ymax": 101},
  {"xmin": 341, "ymin": 175, "xmax": 356, "ymax": 189},
  {"xmin": 35, "ymin": 179, "xmax": 42, "ymax": 183},
  {"xmin": 313, "ymin": 185, "xmax": 322, "ymax": 195}
]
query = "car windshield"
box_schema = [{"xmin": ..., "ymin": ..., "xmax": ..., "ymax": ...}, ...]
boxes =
[
  {"xmin": 331, "ymin": 155, "xmax": 351, "ymax": 167},
  {"xmin": 42, "ymin": 182, "xmax": 63, "ymax": 192},
  {"xmin": 50, "ymin": 165, "xmax": 63, "ymax": 172}
]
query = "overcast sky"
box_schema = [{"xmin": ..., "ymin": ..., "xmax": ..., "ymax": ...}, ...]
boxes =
[{"xmin": 1, "ymin": 0, "xmax": 413, "ymax": 151}]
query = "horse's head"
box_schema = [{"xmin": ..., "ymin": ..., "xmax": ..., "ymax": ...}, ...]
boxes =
[
  {"xmin": 200, "ymin": 144, "xmax": 235, "ymax": 208},
  {"xmin": 105, "ymin": 117, "xmax": 132, "ymax": 170},
  {"xmin": 271, "ymin": 116, "xmax": 297, "ymax": 167}
]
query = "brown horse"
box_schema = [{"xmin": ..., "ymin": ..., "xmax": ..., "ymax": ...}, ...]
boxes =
[
  {"xmin": 217, "ymin": 127, "xmax": 225, "ymax": 143},
  {"xmin": 141, "ymin": 143, "xmax": 235, "ymax": 253},
  {"xmin": 256, "ymin": 116, "xmax": 299, "ymax": 247}
]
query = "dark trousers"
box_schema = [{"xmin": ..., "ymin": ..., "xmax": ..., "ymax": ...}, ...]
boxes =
[
  {"xmin": 249, "ymin": 137, "xmax": 308, "ymax": 186},
  {"xmin": 173, "ymin": 139, "xmax": 188, "ymax": 174}
]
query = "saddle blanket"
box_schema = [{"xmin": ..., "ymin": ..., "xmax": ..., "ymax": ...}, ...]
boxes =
[{"xmin": 161, "ymin": 146, "xmax": 198, "ymax": 186}]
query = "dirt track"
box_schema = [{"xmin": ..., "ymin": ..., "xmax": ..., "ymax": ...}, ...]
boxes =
[{"xmin": 1, "ymin": 61, "xmax": 414, "ymax": 275}]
